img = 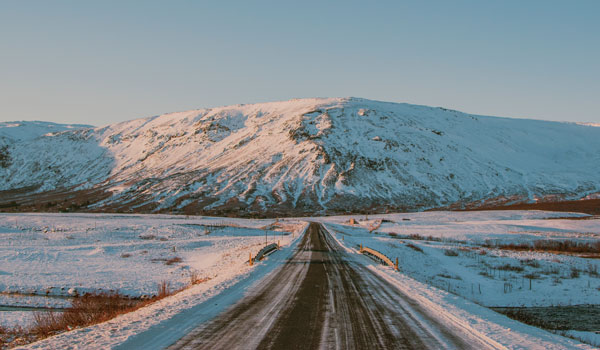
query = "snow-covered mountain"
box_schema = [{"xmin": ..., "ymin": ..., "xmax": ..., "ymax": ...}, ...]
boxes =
[{"xmin": 1, "ymin": 98, "xmax": 599, "ymax": 216}]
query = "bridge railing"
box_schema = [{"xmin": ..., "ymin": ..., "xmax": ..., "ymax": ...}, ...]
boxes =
[
  {"xmin": 360, "ymin": 244, "xmax": 398, "ymax": 271},
  {"xmin": 249, "ymin": 243, "xmax": 280, "ymax": 265}
]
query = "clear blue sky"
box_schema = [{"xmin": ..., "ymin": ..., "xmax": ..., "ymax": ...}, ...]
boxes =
[{"xmin": 1, "ymin": 0, "xmax": 599, "ymax": 125}]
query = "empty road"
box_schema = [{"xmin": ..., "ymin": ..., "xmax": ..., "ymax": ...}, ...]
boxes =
[{"xmin": 167, "ymin": 222, "xmax": 494, "ymax": 349}]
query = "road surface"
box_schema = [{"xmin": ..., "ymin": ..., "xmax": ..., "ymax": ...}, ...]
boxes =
[{"xmin": 167, "ymin": 222, "xmax": 493, "ymax": 349}]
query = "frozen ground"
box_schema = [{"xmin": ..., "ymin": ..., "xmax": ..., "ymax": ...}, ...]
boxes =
[
  {"xmin": 0, "ymin": 213, "xmax": 305, "ymax": 340},
  {"xmin": 315, "ymin": 210, "xmax": 600, "ymax": 347},
  {"xmin": 2, "ymin": 210, "xmax": 598, "ymax": 349},
  {"xmin": 315, "ymin": 210, "xmax": 600, "ymax": 307}
]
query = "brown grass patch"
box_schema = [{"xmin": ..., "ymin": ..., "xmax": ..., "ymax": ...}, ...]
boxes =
[
  {"xmin": 461, "ymin": 198, "xmax": 600, "ymax": 215},
  {"xmin": 165, "ymin": 257, "xmax": 183, "ymax": 265},
  {"xmin": 406, "ymin": 243, "xmax": 424, "ymax": 253},
  {"xmin": 486, "ymin": 239, "xmax": 600, "ymax": 257},
  {"xmin": 29, "ymin": 280, "xmax": 183, "ymax": 341},
  {"xmin": 31, "ymin": 292, "xmax": 141, "ymax": 337},
  {"xmin": 189, "ymin": 270, "xmax": 212, "ymax": 285}
]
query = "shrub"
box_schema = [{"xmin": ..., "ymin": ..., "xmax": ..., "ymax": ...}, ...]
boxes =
[
  {"xmin": 138, "ymin": 234, "xmax": 156, "ymax": 240},
  {"xmin": 32, "ymin": 292, "xmax": 139, "ymax": 337},
  {"xmin": 406, "ymin": 243, "xmax": 424, "ymax": 253},
  {"xmin": 493, "ymin": 240, "xmax": 600, "ymax": 254},
  {"xmin": 165, "ymin": 257, "xmax": 182, "ymax": 265},
  {"xmin": 522, "ymin": 259, "xmax": 541, "ymax": 268},
  {"xmin": 524, "ymin": 273, "xmax": 540, "ymax": 280},
  {"xmin": 444, "ymin": 249, "xmax": 459, "ymax": 257},
  {"xmin": 587, "ymin": 263, "xmax": 599, "ymax": 277},
  {"xmin": 190, "ymin": 270, "xmax": 211, "ymax": 285},
  {"xmin": 158, "ymin": 281, "xmax": 171, "ymax": 298},
  {"xmin": 497, "ymin": 264, "xmax": 524, "ymax": 272},
  {"xmin": 570, "ymin": 267, "xmax": 580, "ymax": 278},
  {"xmin": 499, "ymin": 308, "xmax": 568, "ymax": 330}
]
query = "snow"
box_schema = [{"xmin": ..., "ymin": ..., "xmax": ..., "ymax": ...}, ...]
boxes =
[
  {"xmin": 315, "ymin": 211, "xmax": 600, "ymax": 307},
  {"xmin": 1, "ymin": 98, "xmax": 600, "ymax": 213},
  {"xmin": 321, "ymin": 218, "xmax": 597, "ymax": 349},
  {"xmin": 0, "ymin": 213, "xmax": 303, "ymax": 299},
  {"xmin": 2, "ymin": 210, "xmax": 597, "ymax": 348},
  {"xmin": 562, "ymin": 331, "xmax": 600, "ymax": 348},
  {"xmin": 1, "ymin": 311, "xmax": 35, "ymax": 328},
  {"xmin": 0, "ymin": 121, "xmax": 92, "ymax": 143},
  {"xmin": 0, "ymin": 213, "xmax": 306, "ymax": 349}
]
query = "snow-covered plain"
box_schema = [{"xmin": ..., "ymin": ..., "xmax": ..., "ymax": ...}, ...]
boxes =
[
  {"xmin": 2, "ymin": 210, "xmax": 598, "ymax": 349},
  {"xmin": 316, "ymin": 210, "xmax": 600, "ymax": 307},
  {"xmin": 317, "ymin": 210, "xmax": 600, "ymax": 348},
  {"xmin": 0, "ymin": 213, "xmax": 305, "ymax": 335}
]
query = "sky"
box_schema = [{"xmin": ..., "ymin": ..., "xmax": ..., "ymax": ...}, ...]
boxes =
[{"xmin": 1, "ymin": 0, "xmax": 599, "ymax": 126}]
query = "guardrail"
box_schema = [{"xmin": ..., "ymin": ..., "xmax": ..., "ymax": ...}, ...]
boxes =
[
  {"xmin": 359, "ymin": 244, "xmax": 398, "ymax": 271},
  {"xmin": 249, "ymin": 242, "xmax": 280, "ymax": 265},
  {"xmin": 368, "ymin": 219, "xmax": 383, "ymax": 232}
]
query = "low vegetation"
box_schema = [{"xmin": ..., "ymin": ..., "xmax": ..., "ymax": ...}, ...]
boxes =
[
  {"xmin": 31, "ymin": 292, "xmax": 142, "ymax": 337},
  {"xmin": 165, "ymin": 257, "xmax": 183, "ymax": 265},
  {"xmin": 499, "ymin": 308, "xmax": 569, "ymax": 331},
  {"xmin": 486, "ymin": 239, "xmax": 600, "ymax": 255},
  {"xmin": 1, "ymin": 280, "xmax": 189, "ymax": 349},
  {"xmin": 406, "ymin": 243, "xmax": 424, "ymax": 253},
  {"xmin": 444, "ymin": 249, "xmax": 459, "ymax": 257}
]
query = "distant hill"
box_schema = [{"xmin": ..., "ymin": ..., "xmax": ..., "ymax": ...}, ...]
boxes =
[{"xmin": 1, "ymin": 98, "xmax": 599, "ymax": 216}]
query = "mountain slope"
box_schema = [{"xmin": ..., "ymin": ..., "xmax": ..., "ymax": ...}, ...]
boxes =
[{"xmin": 1, "ymin": 98, "xmax": 599, "ymax": 216}]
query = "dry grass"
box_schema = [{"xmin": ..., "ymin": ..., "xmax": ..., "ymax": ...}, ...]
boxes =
[
  {"xmin": 30, "ymin": 280, "xmax": 182, "ymax": 341},
  {"xmin": 157, "ymin": 280, "xmax": 171, "ymax": 298},
  {"xmin": 498, "ymin": 308, "xmax": 569, "ymax": 330},
  {"xmin": 406, "ymin": 243, "xmax": 424, "ymax": 253},
  {"xmin": 1, "ymin": 325, "xmax": 34, "ymax": 349},
  {"xmin": 444, "ymin": 249, "xmax": 459, "ymax": 257},
  {"xmin": 487, "ymin": 239, "xmax": 600, "ymax": 256},
  {"xmin": 496, "ymin": 263, "xmax": 524, "ymax": 272},
  {"xmin": 165, "ymin": 257, "xmax": 183, "ymax": 265},
  {"xmin": 31, "ymin": 292, "xmax": 140, "ymax": 337},
  {"xmin": 189, "ymin": 270, "xmax": 212, "ymax": 285},
  {"xmin": 462, "ymin": 198, "xmax": 600, "ymax": 215}
]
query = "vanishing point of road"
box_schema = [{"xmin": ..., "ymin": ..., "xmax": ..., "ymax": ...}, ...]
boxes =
[{"xmin": 165, "ymin": 222, "xmax": 494, "ymax": 350}]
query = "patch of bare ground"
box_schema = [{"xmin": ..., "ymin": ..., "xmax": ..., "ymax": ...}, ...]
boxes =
[
  {"xmin": 492, "ymin": 305, "xmax": 600, "ymax": 332},
  {"xmin": 0, "ymin": 185, "xmax": 113, "ymax": 213},
  {"xmin": 456, "ymin": 198, "xmax": 600, "ymax": 216}
]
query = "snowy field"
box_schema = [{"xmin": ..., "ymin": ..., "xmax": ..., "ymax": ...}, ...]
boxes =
[
  {"xmin": 0, "ymin": 213, "xmax": 305, "ymax": 331},
  {"xmin": 2, "ymin": 210, "xmax": 599, "ymax": 348},
  {"xmin": 316, "ymin": 210, "xmax": 600, "ymax": 307},
  {"xmin": 316, "ymin": 210, "xmax": 600, "ymax": 347}
]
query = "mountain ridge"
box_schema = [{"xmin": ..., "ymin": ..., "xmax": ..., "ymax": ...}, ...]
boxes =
[{"xmin": 1, "ymin": 97, "xmax": 599, "ymax": 216}]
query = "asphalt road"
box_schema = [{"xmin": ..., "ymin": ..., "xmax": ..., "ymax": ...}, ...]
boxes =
[{"xmin": 168, "ymin": 222, "xmax": 494, "ymax": 350}]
